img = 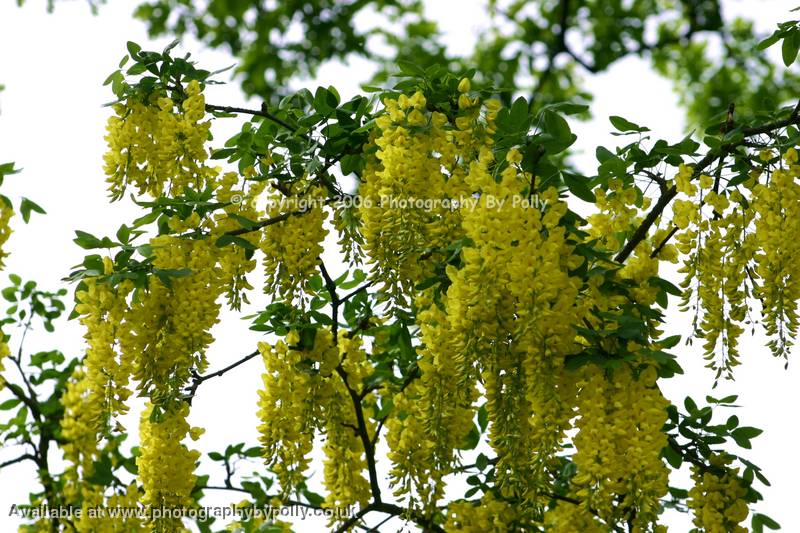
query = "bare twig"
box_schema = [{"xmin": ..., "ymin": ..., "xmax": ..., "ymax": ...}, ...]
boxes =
[{"xmin": 185, "ymin": 349, "xmax": 260, "ymax": 401}]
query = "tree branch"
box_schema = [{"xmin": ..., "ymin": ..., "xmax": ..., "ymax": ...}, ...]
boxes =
[
  {"xmin": 615, "ymin": 106, "xmax": 800, "ymax": 263},
  {"xmin": 205, "ymin": 103, "xmax": 302, "ymax": 138},
  {"xmin": 0, "ymin": 453, "xmax": 36, "ymax": 469},
  {"xmin": 225, "ymin": 207, "xmax": 310, "ymax": 237},
  {"xmin": 184, "ymin": 349, "xmax": 260, "ymax": 401}
]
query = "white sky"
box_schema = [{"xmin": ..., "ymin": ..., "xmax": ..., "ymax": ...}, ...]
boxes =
[{"xmin": 0, "ymin": 0, "xmax": 797, "ymax": 531}]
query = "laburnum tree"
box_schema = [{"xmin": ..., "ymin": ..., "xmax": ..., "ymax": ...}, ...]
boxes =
[{"xmin": 3, "ymin": 2, "xmax": 800, "ymax": 533}]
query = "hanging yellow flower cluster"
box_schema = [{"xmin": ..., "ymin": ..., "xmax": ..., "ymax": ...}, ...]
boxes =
[
  {"xmin": 321, "ymin": 336, "xmax": 372, "ymax": 518},
  {"xmin": 751, "ymin": 148, "xmax": 800, "ymax": 359},
  {"xmin": 0, "ymin": 197, "xmax": 12, "ymax": 270},
  {"xmin": 124, "ymin": 234, "xmax": 224, "ymax": 401},
  {"xmin": 587, "ymin": 179, "xmax": 646, "ymax": 251},
  {"xmin": 543, "ymin": 501, "xmax": 605, "ymax": 532},
  {"xmin": 211, "ymin": 170, "xmax": 265, "ymax": 309},
  {"xmin": 137, "ymin": 402, "xmax": 203, "ymax": 532},
  {"xmin": 74, "ymin": 258, "xmax": 134, "ymax": 429},
  {"xmin": 687, "ymin": 453, "xmax": 749, "ymax": 533},
  {"xmin": 445, "ymin": 151, "xmax": 585, "ymax": 499},
  {"xmin": 358, "ymin": 86, "xmax": 494, "ymax": 304},
  {"xmin": 60, "ymin": 370, "xmax": 148, "ymax": 533},
  {"xmin": 572, "ymin": 363, "xmax": 669, "ymax": 529},
  {"xmin": 445, "ymin": 493, "xmax": 519, "ymax": 532},
  {"xmin": 0, "ymin": 197, "xmax": 12, "ymax": 373},
  {"xmin": 673, "ymin": 163, "xmax": 751, "ymax": 375},
  {"xmin": 257, "ymin": 329, "xmax": 373, "ymax": 517},
  {"xmin": 68, "ymin": 79, "xmax": 268, "ymax": 531},
  {"xmin": 259, "ymin": 184, "xmax": 328, "ymax": 302},
  {"xmin": 103, "ymin": 80, "xmax": 214, "ymax": 199},
  {"xmin": 385, "ymin": 288, "xmax": 475, "ymax": 510},
  {"xmin": 257, "ymin": 329, "xmax": 332, "ymax": 491},
  {"xmin": 673, "ymin": 148, "xmax": 800, "ymax": 372}
]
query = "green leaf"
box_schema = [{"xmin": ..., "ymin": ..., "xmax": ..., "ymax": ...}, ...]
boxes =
[
  {"xmin": 116, "ymin": 224, "xmax": 131, "ymax": 244},
  {"xmin": 215, "ymin": 234, "xmax": 257, "ymax": 250},
  {"xmin": 752, "ymin": 512, "xmax": 781, "ymax": 532},
  {"xmin": 596, "ymin": 146, "xmax": 614, "ymax": 163},
  {"xmin": 126, "ymin": 41, "xmax": 142, "ymax": 59},
  {"xmin": 609, "ymin": 115, "xmax": 650, "ymax": 133},
  {"xmin": 757, "ymin": 31, "xmax": 783, "ymax": 51},
  {"xmin": 242, "ymin": 446, "xmax": 261, "ymax": 458},
  {"xmin": 662, "ymin": 444, "xmax": 682, "ymax": 469},
  {"xmin": 211, "ymin": 148, "xmax": 236, "ymax": 160},
  {"xmin": 0, "ymin": 398, "xmax": 21, "ymax": 410},
  {"xmin": 732, "ymin": 426, "xmax": 763, "ymax": 449},
  {"xmin": 782, "ymin": 31, "xmax": 800, "ymax": 66},
  {"xmin": 563, "ymin": 172, "xmax": 595, "ymax": 202},
  {"xmin": 477, "ymin": 403, "xmax": 489, "ymax": 432},
  {"xmin": 74, "ymin": 230, "xmax": 116, "ymax": 250},
  {"xmin": 19, "ymin": 197, "xmax": 46, "ymax": 223},
  {"xmin": 459, "ymin": 424, "xmax": 480, "ymax": 450},
  {"xmin": 660, "ymin": 335, "xmax": 681, "ymax": 349},
  {"xmin": 302, "ymin": 488, "xmax": 325, "ymax": 507},
  {"xmin": 475, "ymin": 453, "xmax": 489, "ymax": 471}
]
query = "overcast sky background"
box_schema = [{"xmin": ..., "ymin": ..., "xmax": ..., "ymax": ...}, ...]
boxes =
[{"xmin": 0, "ymin": 0, "xmax": 797, "ymax": 531}]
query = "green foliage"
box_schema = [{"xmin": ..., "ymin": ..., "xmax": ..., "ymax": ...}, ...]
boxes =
[{"xmin": 121, "ymin": 0, "xmax": 795, "ymax": 131}]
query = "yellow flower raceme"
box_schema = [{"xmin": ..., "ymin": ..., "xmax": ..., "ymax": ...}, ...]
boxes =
[
  {"xmin": 673, "ymin": 164, "xmax": 755, "ymax": 376},
  {"xmin": 122, "ymin": 235, "xmax": 224, "ymax": 402},
  {"xmin": 260, "ymin": 185, "xmax": 328, "ymax": 302},
  {"xmin": 446, "ymin": 494, "xmax": 519, "ymax": 532},
  {"xmin": 443, "ymin": 157, "xmax": 585, "ymax": 501},
  {"xmin": 0, "ymin": 197, "xmax": 12, "ymax": 269},
  {"xmin": 544, "ymin": 501, "xmax": 606, "ymax": 532},
  {"xmin": 74, "ymin": 272, "xmax": 134, "ymax": 429},
  {"xmin": 103, "ymin": 80, "xmax": 215, "ymax": 200},
  {"xmin": 137, "ymin": 403, "xmax": 201, "ymax": 532},
  {"xmin": 752, "ymin": 158, "xmax": 800, "ymax": 359},
  {"xmin": 257, "ymin": 329, "xmax": 337, "ymax": 493},
  {"xmin": 572, "ymin": 362, "xmax": 669, "ymax": 529},
  {"xmin": 385, "ymin": 289, "xmax": 475, "ymax": 509},
  {"xmin": 688, "ymin": 454, "xmax": 749, "ymax": 533},
  {"xmin": 358, "ymin": 90, "xmax": 493, "ymax": 306}
]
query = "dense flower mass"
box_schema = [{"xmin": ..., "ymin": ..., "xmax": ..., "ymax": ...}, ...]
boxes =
[
  {"xmin": 137, "ymin": 403, "xmax": 202, "ymax": 532},
  {"xmin": 31, "ymin": 68, "xmax": 789, "ymax": 533},
  {"xmin": 0, "ymin": 197, "xmax": 12, "ymax": 270},
  {"xmin": 103, "ymin": 80, "xmax": 214, "ymax": 200},
  {"xmin": 572, "ymin": 363, "xmax": 669, "ymax": 529},
  {"xmin": 688, "ymin": 454, "xmax": 749, "ymax": 533},
  {"xmin": 358, "ymin": 89, "xmax": 487, "ymax": 305},
  {"xmin": 260, "ymin": 184, "xmax": 329, "ymax": 301},
  {"xmin": 256, "ymin": 330, "xmax": 334, "ymax": 493}
]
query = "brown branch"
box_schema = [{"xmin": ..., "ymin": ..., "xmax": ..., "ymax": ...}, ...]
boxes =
[
  {"xmin": 340, "ymin": 281, "xmax": 375, "ymax": 304},
  {"xmin": 184, "ymin": 349, "xmax": 260, "ymax": 401},
  {"xmin": 225, "ymin": 208, "xmax": 310, "ymax": 237},
  {"xmin": 316, "ymin": 257, "xmax": 384, "ymax": 506},
  {"xmin": 334, "ymin": 502, "xmax": 445, "ymax": 533},
  {"xmin": 0, "ymin": 453, "xmax": 36, "ymax": 469},
  {"xmin": 205, "ymin": 103, "xmax": 302, "ymax": 138},
  {"xmin": 334, "ymin": 504, "xmax": 374, "ymax": 533},
  {"xmin": 336, "ymin": 363, "xmax": 383, "ymax": 505},
  {"xmin": 650, "ymin": 225, "xmax": 679, "ymax": 259}
]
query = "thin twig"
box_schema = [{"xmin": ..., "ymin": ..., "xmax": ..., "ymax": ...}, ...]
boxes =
[
  {"xmin": 205, "ymin": 103, "xmax": 302, "ymax": 138},
  {"xmin": 185, "ymin": 350, "xmax": 260, "ymax": 401}
]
